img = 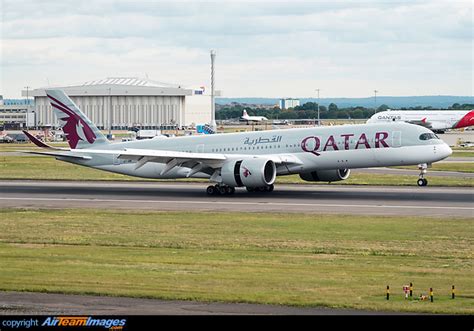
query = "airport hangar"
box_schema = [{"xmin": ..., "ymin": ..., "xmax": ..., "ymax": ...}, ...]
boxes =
[{"xmin": 22, "ymin": 77, "xmax": 219, "ymax": 130}]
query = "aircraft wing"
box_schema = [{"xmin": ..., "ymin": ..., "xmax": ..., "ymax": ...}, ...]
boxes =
[
  {"xmin": 74, "ymin": 148, "xmax": 302, "ymax": 175},
  {"xmin": 74, "ymin": 148, "xmax": 228, "ymax": 174},
  {"xmin": 80, "ymin": 148, "xmax": 224, "ymax": 162}
]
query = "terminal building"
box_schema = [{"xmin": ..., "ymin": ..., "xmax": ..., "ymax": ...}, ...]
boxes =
[
  {"xmin": 279, "ymin": 98, "xmax": 300, "ymax": 109},
  {"xmin": 0, "ymin": 96, "xmax": 35, "ymax": 130},
  {"xmin": 22, "ymin": 77, "xmax": 219, "ymax": 129}
]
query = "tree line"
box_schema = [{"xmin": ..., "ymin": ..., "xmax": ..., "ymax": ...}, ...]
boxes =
[{"xmin": 216, "ymin": 102, "xmax": 474, "ymax": 120}]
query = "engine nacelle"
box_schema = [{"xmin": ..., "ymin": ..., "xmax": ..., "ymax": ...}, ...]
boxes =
[
  {"xmin": 221, "ymin": 158, "xmax": 277, "ymax": 188},
  {"xmin": 299, "ymin": 169, "xmax": 350, "ymax": 182}
]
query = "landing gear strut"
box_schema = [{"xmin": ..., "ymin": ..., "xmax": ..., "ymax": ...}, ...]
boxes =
[
  {"xmin": 417, "ymin": 163, "xmax": 429, "ymax": 187},
  {"xmin": 206, "ymin": 184, "xmax": 235, "ymax": 196}
]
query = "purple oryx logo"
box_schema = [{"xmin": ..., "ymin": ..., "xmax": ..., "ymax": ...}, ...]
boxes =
[
  {"xmin": 242, "ymin": 167, "xmax": 252, "ymax": 178},
  {"xmin": 47, "ymin": 94, "xmax": 96, "ymax": 149}
]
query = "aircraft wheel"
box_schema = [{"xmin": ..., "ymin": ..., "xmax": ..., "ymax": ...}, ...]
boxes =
[
  {"xmin": 218, "ymin": 186, "xmax": 227, "ymax": 195},
  {"xmin": 227, "ymin": 187, "xmax": 235, "ymax": 194},
  {"xmin": 206, "ymin": 185, "xmax": 217, "ymax": 195},
  {"xmin": 423, "ymin": 178, "xmax": 428, "ymax": 186},
  {"xmin": 246, "ymin": 187, "xmax": 255, "ymax": 192},
  {"xmin": 417, "ymin": 179, "xmax": 426, "ymax": 187},
  {"xmin": 267, "ymin": 184, "xmax": 274, "ymax": 192}
]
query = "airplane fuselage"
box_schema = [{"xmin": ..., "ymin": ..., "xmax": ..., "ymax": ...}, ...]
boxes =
[{"xmin": 64, "ymin": 122, "xmax": 451, "ymax": 180}]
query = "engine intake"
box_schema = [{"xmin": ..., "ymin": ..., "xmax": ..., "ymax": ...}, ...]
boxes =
[
  {"xmin": 299, "ymin": 169, "xmax": 350, "ymax": 182},
  {"xmin": 221, "ymin": 158, "xmax": 276, "ymax": 188}
]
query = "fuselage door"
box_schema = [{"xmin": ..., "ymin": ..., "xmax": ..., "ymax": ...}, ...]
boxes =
[
  {"xmin": 196, "ymin": 144, "xmax": 205, "ymax": 153},
  {"xmin": 392, "ymin": 131, "xmax": 402, "ymax": 147}
]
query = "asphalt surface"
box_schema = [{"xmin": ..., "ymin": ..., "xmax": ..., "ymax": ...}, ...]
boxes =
[
  {"xmin": 0, "ymin": 180, "xmax": 472, "ymax": 217},
  {"xmin": 0, "ymin": 292, "xmax": 403, "ymax": 315}
]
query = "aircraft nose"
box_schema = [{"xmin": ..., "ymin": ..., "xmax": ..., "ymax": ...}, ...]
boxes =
[{"xmin": 438, "ymin": 143, "xmax": 452, "ymax": 159}]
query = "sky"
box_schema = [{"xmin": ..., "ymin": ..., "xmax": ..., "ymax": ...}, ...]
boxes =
[{"xmin": 0, "ymin": 0, "xmax": 472, "ymax": 98}]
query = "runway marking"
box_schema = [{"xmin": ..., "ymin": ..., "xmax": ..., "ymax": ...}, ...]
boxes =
[{"xmin": 0, "ymin": 197, "xmax": 472, "ymax": 211}]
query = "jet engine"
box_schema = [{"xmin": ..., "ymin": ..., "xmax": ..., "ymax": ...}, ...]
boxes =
[
  {"xmin": 299, "ymin": 169, "xmax": 350, "ymax": 182},
  {"xmin": 221, "ymin": 158, "xmax": 277, "ymax": 188}
]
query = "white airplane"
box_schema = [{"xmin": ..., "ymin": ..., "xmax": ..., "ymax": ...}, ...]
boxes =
[
  {"xmin": 367, "ymin": 109, "xmax": 474, "ymax": 133},
  {"xmin": 23, "ymin": 90, "xmax": 452, "ymax": 195},
  {"xmin": 240, "ymin": 110, "xmax": 268, "ymax": 122}
]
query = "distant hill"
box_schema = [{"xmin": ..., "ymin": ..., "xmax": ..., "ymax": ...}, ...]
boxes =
[{"xmin": 216, "ymin": 96, "xmax": 474, "ymax": 108}]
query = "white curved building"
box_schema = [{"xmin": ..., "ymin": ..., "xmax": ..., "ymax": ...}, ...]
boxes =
[{"xmin": 23, "ymin": 77, "xmax": 217, "ymax": 129}]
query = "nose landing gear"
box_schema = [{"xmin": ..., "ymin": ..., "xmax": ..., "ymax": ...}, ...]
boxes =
[
  {"xmin": 417, "ymin": 178, "xmax": 428, "ymax": 187},
  {"xmin": 417, "ymin": 163, "xmax": 429, "ymax": 187}
]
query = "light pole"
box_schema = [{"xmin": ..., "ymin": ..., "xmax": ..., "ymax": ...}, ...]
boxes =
[
  {"xmin": 210, "ymin": 50, "xmax": 217, "ymax": 131},
  {"xmin": 108, "ymin": 87, "xmax": 112, "ymax": 140},
  {"xmin": 24, "ymin": 86, "xmax": 30, "ymax": 104},
  {"xmin": 24, "ymin": 86, "xmax": 33, "ymax": 129},
  {"xmin": 374, "ymin": 89, "xmax": 378, "ymax": 114},
  {"xmin": 315, "ymin": 89, "xmax": 320, "ymax": 126}
]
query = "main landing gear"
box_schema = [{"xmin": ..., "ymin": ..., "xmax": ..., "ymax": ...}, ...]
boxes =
[
  {"xmin": 246, "ymin": 184, "xmax": 274, "ymax": 193},
  {"xmin": 417, "ymin": 163, "xmax": 429, "ymax": 187},
  {"xmin": 205, "ymin": 184, "xmax": 275, "ymax": 195},
  {"xmin": 206, "ymin": 184, "xmax": 236, "ymax": 196}
]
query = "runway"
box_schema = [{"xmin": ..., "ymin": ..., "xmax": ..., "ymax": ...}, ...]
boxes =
[
  {"xmin": 0, "ymin": 291, "xmax": 398, "ymax": 315},
  {"xmin": 0, "ymin": 180, "xmax": 472, "ymax": 217}
]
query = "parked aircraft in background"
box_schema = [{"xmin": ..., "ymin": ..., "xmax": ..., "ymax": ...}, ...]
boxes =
[
  {"xmin": 23, "ymin": 90, "xmax": 452, "ymax": 195},
  {"xmin": 367, "ymin": 109, "xmax": 474, "ymax": 133},
  {"xmin": 240, "ymin": 110, "xmax": 268, "ymax": 122}
]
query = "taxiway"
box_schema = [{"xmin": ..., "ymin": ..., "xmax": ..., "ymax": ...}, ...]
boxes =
[{"xmin": 0, "ymin": 180, "xmax": 472, "ymax": 217}]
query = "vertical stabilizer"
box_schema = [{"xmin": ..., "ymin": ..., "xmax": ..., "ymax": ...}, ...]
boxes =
[{"xmin": 46, "ymin": 89, "xmax": 109, "ymax": 149}]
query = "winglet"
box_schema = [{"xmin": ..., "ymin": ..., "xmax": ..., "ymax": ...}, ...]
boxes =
[{"xmin": 23, "ymin": 130, "xmax": 63, "ymax": 150}]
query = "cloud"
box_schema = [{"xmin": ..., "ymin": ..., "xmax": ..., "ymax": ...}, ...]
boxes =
[{"xmin": 1, "ymin": 0, "xmax": 472, "ymax": 97}]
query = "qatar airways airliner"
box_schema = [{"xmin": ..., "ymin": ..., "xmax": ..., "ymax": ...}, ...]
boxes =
[{"xmin": 23, "ymin": 90, "xmax": 452, "ymax": 194}]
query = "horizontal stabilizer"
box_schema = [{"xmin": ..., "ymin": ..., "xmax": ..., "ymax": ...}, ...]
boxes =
[
  {"xmin": 23, "ymin": 130, "xmax": 68, "ymax": 150},
  {"xmin": 20, "ymin": 150, "xmax": 91, "ymax": 160}
]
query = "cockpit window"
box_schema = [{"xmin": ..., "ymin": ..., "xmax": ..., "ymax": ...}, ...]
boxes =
[{"xmin": 419, "ymin": 133, "xmax": 438, "ymax": 140}]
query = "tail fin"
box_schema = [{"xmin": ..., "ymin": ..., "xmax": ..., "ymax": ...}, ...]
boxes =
[
  {"xmin": 242, "ymin": 110, "xmax": 248, "ymax": 117},
  {"xmin": 46, "ymin": 89, "xmax": 109, "ymax": 149}
]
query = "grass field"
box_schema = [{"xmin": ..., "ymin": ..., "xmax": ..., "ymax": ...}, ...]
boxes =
[
  {"xmin": 452, "ymin": 151, "xmax": 474, "ymax": 158},
  {"xmin": 0, "ymin": 209, "xmax": 472, "ymax": 314},
  {"xmin": 0, "ymin": 155, "xmax": 472, "ymax": 187}
]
